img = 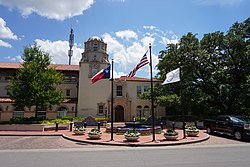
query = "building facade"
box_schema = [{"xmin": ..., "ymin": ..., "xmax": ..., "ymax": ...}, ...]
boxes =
[{"xmin": 0, "ymin": 36, "xmax": 165, "ymax": 122}]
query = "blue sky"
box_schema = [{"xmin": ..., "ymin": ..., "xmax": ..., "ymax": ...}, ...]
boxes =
[{"xmin": 0, "ymin": 0, "xmax": 249, "ymax": 78}]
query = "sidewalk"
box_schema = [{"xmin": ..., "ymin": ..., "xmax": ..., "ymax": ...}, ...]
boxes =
[{"xmin": 0, "ymin": 128, "xmax": 209, "ymax": 147}]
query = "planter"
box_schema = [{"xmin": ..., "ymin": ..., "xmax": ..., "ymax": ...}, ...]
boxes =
[
  {"xmin": 164, "ymin": 135, "xmax": 178, "ymax": 140},
  {"xmin": 88, "ymin": 134, "xmax": 102, "ymax": 139},
  {"xmin": 73, "ymin": 131, "xmax": 85, "ymax": 135},
  {"xmin": 186, "ymin": 131, "xmax": 199, "ymax": 137},
  {"xmin": 125, "ymin": 136, "xmax": 140, "ymax": 142}
]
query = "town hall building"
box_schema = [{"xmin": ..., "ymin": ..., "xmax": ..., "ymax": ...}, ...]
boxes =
[{"xmin": 0, "ymin": 36, "xmax": 165, "ymax": 122}]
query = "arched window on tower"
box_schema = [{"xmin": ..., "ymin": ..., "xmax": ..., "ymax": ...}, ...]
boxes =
[{"xmin": 93, "ymin": 44, "xmax": 98, "ymax": 51}]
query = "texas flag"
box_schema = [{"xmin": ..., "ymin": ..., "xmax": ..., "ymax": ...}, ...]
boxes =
[{"xmin": 91, "ymin": 65, "xmax": 111, "ymax": 84}]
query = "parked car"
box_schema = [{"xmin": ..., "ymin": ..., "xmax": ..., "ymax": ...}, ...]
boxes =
[{"xmin": 204, "ymin": 115, "xmax": 250, "ymax": 140}]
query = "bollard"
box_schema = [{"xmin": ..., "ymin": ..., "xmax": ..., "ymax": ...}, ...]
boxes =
[
  {"xmin": 55, "ymin": 122, "xmax": 58, "ymax": 132},
  {"xmin": 183, "ymin": 122, "xmax": 186, "ymax": 139},
  {"xmin": 83, "ymin": 122, "xmax": 87, "ymax": 128},
  {"xmin": 98, "ymin": 122, "xmax": 101, "ymax": 130},
  {"xmin": 172, "ymin": 122, "xmax": 175, "ymax": 130},
  {"xmin": 70, "ymin": 122, "xmax": 73, "ymax": 131},
  {"xmin": 160, "ymin": 122, "xmax": 163, "ymax": 130},
  {"xmin": 195, "ymin": 121, "xmax": 198, "ymax": 128}
]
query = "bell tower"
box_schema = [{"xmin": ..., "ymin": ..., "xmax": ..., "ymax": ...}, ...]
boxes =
[{"xmin": 77, "ymin": 36, "xmax": 110, "ymax": 117}]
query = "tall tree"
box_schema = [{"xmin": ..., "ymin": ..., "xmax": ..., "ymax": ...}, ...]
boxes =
[
  {"xmin": 8, "ymin": 44, "xmax": 65, "ymax": 117},
  {"xmin": 154, "ymin": 17, "xmax": 250, "ymax": 118}
]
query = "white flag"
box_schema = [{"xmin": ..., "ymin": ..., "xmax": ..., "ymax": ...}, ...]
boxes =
[{"xmin": 162, "ymin": 68, "xmax": 180, "ymax": 85}]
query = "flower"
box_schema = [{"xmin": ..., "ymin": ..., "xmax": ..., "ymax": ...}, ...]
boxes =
[
  {"xmin": 164, "ymin": 129, "xmax": 178, "ymax": 136},
  {"xmin": 185, "ymin": 126, "xmax": 199, "ymax": 133},
  {"xmin": 88, "ymin": 128, "xmax": 102, "ymax": 135},
  {"xmin": 74, "ymin": 125, "xmax": 85, "ymax": 132},
  {"xmin": 124, "ymin": 129, "xmax": 140, "ymax": 137}
]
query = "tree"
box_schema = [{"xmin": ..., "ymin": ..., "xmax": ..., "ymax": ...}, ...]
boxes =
[
  {"xmin": 8, "ymin": 44, "xmax": 65, "ymax": 117},
  {"xmin": 154, "ymin": 17, "xmax": 250, "ymax": 118}
]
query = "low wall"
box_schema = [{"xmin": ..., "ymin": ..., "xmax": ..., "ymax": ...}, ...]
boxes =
[{"xmin": 0, "ymin": 124, "xmax": 69, "ymax": 132}]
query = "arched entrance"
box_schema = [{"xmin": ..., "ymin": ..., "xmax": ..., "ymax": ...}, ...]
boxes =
[{"xmin": 115, "ymin": 105, "xmax": 124, "ymax": 122}]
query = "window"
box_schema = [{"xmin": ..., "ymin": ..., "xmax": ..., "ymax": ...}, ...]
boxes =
[
  {"xmin": 13, "ymin": 111, "xmax": 24, "ymax": 118},
  {"xmin": 91, "ymin": 68, "xmax": 98, "ymax": 77},
  {"xmin": 66, "ymin": 89, "xmax": 71, "ymax": 97},
  {"xmin": 98, "ymin": 105, "xmax": 104, "ymax": 115},
  {"xmin": 144, "ymin": 85, "xmax": 149, "ymax": 92},
  {"xmin": 136, "ymin": 106, "xmax": 142, "ymax": 117},
  {"xmin": 137, "ymin": 86, "xmax": 142, "ymax": 97},
  {"xmin": 116, "ymin": 86, "xmax": 123, "ymax": 97},
  {"xmin": 93, "ymin": 44, "xmax": 98, "ymax": 51},
  {"xmin": 57, "ymin": 107, "xmax": 67, "ymax": 118},
  {"xmin": 143, "ymin": 106, "xmax": 150, "ymax": 116}
]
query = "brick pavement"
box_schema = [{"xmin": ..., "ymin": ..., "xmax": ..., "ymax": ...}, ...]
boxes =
[{"xmin": 0, "ymin": 128, "xmax": 209, "ymax": 147}]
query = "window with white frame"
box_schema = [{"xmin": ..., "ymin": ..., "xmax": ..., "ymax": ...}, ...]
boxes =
[
  {"xmin": 98, "ymin": 104, "xmax": 105, "ymax": 115},
  {"xmin": 116, "ymin": 85, "xmax": 123, "ymax": 97},
  {"xmin": 57, "ymin": 107, "xmax": 67, "ymax": 118},
  {"xmin": 137, "ymin": 86, "xmax": 142, "ymax": 97},
  {"xmin": 66, "ymin": 89, "xmax": 71, "ymax": 97}
]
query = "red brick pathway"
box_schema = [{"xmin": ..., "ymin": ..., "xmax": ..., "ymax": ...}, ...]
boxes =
[{"xmin": 0, "ymin": 128, "xmax": 209, "ymax": 146}]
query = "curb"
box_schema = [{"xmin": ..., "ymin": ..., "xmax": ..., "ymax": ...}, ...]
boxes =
[{"xmin": 62, "ymin": 133, "xmax": 210, "ymax": 147}]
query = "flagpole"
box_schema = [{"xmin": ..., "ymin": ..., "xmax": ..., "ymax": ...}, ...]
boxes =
[
  {"xmin": 180, "ymin": 65, "xmax": 186, "ymax": 139},
  {"xmin": 110, "ymin": 59, "xmax": 114, "ymax": 141},
  {"xmin": 149, "ymin": 43, "xmax": 155, "ymax": 141}
]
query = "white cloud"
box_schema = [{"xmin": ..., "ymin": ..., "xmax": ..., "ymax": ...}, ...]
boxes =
[
  {"xmin": 192, "ymin": 0, "xmax": 244, "ymax": 6},
  {"xmin": 0, "ymin": 39, "xmax": 12, "ymax": 48},
  {"xmin": 115, "ymin": 30, "xmax": 138, "ymax": 41},
  {"xmin": 0, "ymin": 0, "xmax": 95, "ymax": 21},
  {"xmin": 103, "ymin": 30, "xmax": 161, "ymax": 78},
  {"xmin": 0, "ymin": 17, "xmax": 18, "ymax": 40},
  {"xmin": 143, "ymin": 25, "xmax": 157, "ymax": 30},
  {"xmin": 35, "ymin": 39, "xmax": 83, "ymax": 65},
  {"xmin": 160, "ymin": 37, "xmax": 179, "ymax": 45}
]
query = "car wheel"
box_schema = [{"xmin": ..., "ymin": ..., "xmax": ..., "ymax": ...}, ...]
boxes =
[
  {"xmin": 206, "ymin": 127, "xmax": 213, "ymax": 134},
  {"xmin": 234, "ymin": 131, "xmax": 242, "ymax": 140}
]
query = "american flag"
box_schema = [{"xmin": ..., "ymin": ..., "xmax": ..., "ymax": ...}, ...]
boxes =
[{"xmin": 127, "ymin": 51, "xmax": 149, "ymax": 77}]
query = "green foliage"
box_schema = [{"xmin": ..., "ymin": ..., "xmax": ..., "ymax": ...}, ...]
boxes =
[
  {"xmin": 124, "ymin": 129, "xmax": 140, "ymax": 137},
  {"xmin": 164, "ymin": 129, "xmax": 178, "ymax": 136},
  {"xmin": 74, "ymin": 125, "xmax": 85, "ymax": 132},
  {"xmin": 7, "ymin": 44, "xmax": 65, "ymax": 117},
  {"xmin": 95, "ymin": 117, "xmax": 108, "ymax": 122},
  {"xmin": 156, "ymin": 17, "xmax": 250, "ymax": 117},
  {"xmin": 10, "ymin": 116, "xmax": 44, "ymax": 124},
  {"xmin": 185, "ymin": 126, "xmax": 199, "ymax": 133},
  {"xmin": 88, "ymin": 128, "xmax": 102, "ymax": 135}
]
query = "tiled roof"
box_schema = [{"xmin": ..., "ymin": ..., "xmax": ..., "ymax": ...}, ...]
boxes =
[
  {"xmin": 0, "ymin": 62, "xmax": 22, "ymax": 69},
  {"xmin": 0, "ymin": 98, "xmax": 76, "ymax": 103},
  {"xmin": 0, "ymin": 98, "xmax": 14, "ymax": 103},
  {"xmin": 0, "ymin": 62, "xmax": 79, "ymax": 71},
  {"xmin": 116, "ymin": 76, "xmax": 161, "ymax": 82}
]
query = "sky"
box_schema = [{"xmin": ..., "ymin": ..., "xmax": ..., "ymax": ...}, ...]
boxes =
[{"xmin": 0, "ymin": 0, "xmax": 249, "ymax": 78}]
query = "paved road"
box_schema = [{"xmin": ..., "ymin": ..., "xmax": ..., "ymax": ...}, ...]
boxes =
[
  {"xmin": 0, "ymin": 142, "xmax": 250, "ymax": 167},
  {"xmin": 0, "ymin": 133, "xmax": 246, "ymax": 150}
]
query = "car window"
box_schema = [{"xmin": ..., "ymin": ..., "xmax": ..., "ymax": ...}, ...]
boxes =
[
  {"xmin": 218, "ymin": 116, "xmax": 228, "ymax": 121},
  {"xmin": 230, "ymin": 116, "xmax": 244, "ymax": 123}
]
